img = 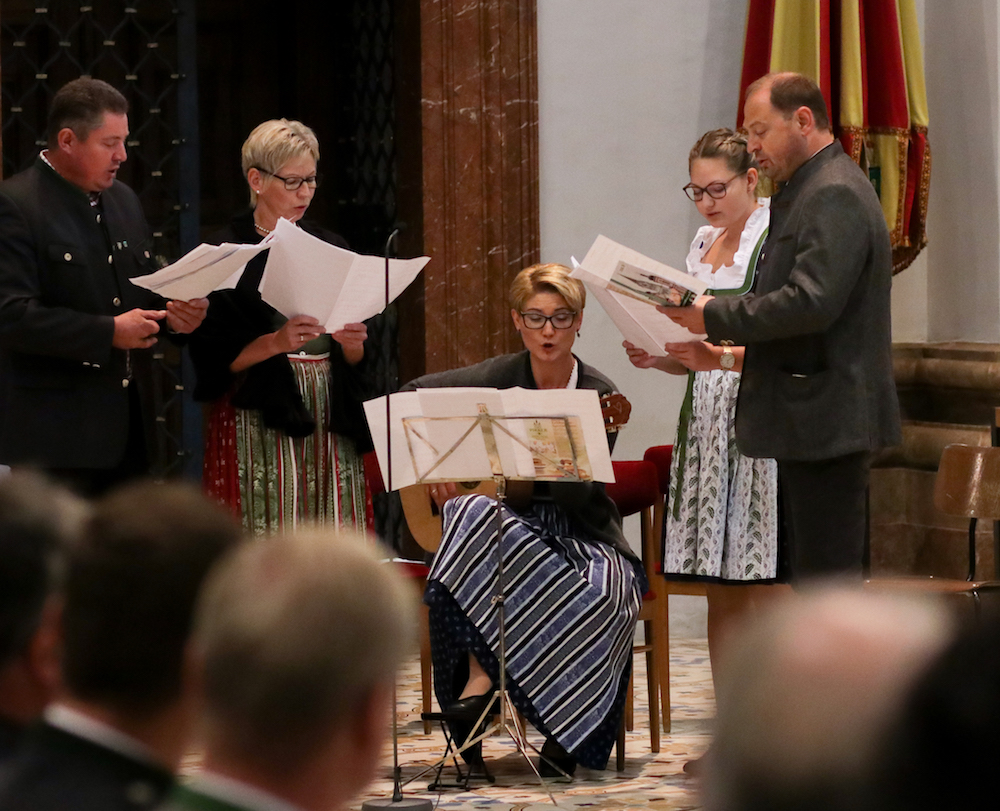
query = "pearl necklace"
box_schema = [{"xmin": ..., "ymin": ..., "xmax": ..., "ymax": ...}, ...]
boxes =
[{"xmin": 253, "ymin": 221, "xmax": 272, "ymax": 235}]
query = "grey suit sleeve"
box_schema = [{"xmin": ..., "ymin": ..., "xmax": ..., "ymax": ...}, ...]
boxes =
[{"xmin": 704, "ymin": 182, "xmax": 873, "ymax": 345}]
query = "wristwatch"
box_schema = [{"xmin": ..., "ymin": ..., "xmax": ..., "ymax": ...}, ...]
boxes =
[{"xmin": 719, "ymin": 341, "xmax": 736, "ymax": 371}]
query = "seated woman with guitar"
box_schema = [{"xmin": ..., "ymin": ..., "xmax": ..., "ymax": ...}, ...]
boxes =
[{"xmin": 401, "ymin": 263, "xmax": 644, "ymax": 777}]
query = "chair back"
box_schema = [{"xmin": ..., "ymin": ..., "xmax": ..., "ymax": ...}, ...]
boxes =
[
  {"xmin": 606, "ymin": 460, "xmax": 659, "ymax": 518},
  {"xmin": 934, "ymin": 444, "xmax": 1000, "ymax": 521},
  {"xmin": 642, "ymin": 445, "xmax": 673, "ymax": 497}
]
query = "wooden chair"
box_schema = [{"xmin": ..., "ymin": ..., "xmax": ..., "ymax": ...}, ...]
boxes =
[
  {"xmin": 642, "ymin": 444, "xmax": 707, "ymax": 734},
  {"xmin": 866, "ymin": 443, "xmax": 1000, "ymax": 619},
  {"xmin": 604, "ymin": 459, "xmax": 669, "ymax": 764}
]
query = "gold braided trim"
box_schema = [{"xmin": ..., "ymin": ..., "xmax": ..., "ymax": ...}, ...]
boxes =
[
  {"xmin": 839, "ymin": 126, "xmax": 865, "ymax": 164},
  {"xmin": 837, "ymin": 124, "xmax": 930, "ymax": 273},
  {"xmin": 893, "ymin": 125, "xmax": 931, "ymax": 274}
]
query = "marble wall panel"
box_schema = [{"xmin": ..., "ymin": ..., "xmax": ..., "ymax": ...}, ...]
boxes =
[{"xmin": 419, "ymin": 0, "xmax": 540, "ymax": 374}]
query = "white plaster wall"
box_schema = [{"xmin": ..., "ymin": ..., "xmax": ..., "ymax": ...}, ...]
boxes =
[
  {"xmin": 537, "ymin": 0, "xmax": 750, "ymax": 637},
  {"xmin": 890, "ymin": 0, "xmax": 930, "ymax": 343},
  {"xmin": 922, "ymin": 0, "xmax": 1000, "ymax": 342},
  {"xmin": 537, "ymin": 0, "xmax": 746, "ymax": 465}
]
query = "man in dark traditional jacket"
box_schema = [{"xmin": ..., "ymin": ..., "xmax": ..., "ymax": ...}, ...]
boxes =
[{"xmin": 0, "ymin": 77, "xmax": 208, "ymax": 495}]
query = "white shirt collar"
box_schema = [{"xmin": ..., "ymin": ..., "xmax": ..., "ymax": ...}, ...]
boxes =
[
  {"xmin": 566, "ymin": 358, "xmax": 579, "ymax": 389},
  {"xmin": 44, "ymin": 703, "xmax": 161, "ymax": 767},
  {"xmin": 184, "ymin": 771, "xmax": 306, "ymax": 811}
]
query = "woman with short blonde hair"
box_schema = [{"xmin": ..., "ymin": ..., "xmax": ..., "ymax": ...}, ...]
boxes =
[
  {"xmin": 401, "ymin": 262, "xmax": 642, "ymax": 778},
  {"xmin": 509, "ymin": 262, "xmax": 586, "ymax": 314},
  {"xmin": 239, "ymin": 118, "xmax": 320, "ymax": 206},
  {"xmin": 188, "ymin": 120, "xmax": 370, "ymax": 536}
]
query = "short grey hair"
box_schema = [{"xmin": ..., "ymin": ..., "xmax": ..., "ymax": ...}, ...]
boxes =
[
  {"xmin": 240, "ymin": 118, "xmax": 320, "ymax": 206},
  {"xmin": 194, "ymin": 529, "xmax": 416, "ymax": 772}
]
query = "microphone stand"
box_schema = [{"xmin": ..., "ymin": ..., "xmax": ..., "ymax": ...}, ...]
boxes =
[{"xmin": 362, "ymin": 228, "xmax": 432, "ymax": 811}]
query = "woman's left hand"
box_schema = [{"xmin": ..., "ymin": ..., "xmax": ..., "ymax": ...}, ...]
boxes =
[
  {"xmin": 663, "ymin": 341, "xmax": 720, "ymax": 371},
  {"xmin": 331, "ymin": 322, "xmax": 367, "ymax": 365},
  {"xmin": 427, "ymin": 481, "xmax": 460, "ymax": 510}
]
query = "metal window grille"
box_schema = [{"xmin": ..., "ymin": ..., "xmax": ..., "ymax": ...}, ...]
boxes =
[{"xmin": 332, "ymin": 0, "xmax": 405, "ymax": 550}]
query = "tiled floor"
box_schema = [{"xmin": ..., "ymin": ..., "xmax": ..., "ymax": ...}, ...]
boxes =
[{"xmin": 352, "ymin": 639, "xmax": 714, "ymax": 811}]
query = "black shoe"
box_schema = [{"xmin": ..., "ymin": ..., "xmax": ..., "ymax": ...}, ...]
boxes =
[
  {"xmin": 444, "ymin": 692, "xmax": 499, "ymax": 719},
  {"xmin": 538, "ymin": 738, "xmax": 576, "ymax": 779},
  {"xmin": 447, "ymin": 717, "xmax": 483, "ymax": 767},
  {"xmin": 443, "ymin": 693, "xmax": 496, "ymax": 767}
]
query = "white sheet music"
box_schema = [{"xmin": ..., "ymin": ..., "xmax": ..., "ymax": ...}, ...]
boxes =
[
  {"xmin": 363, "ymin": 387, "xmax": 614, "ymax": 491},
  {"xmin": 129, "ymin": 241, "xmax": 270, "ymax": 300},
  {"xmin": 259, "ymin": 218, "xmax": 429, "ymax": 331}
]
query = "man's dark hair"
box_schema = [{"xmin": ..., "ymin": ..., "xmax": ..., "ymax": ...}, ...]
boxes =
[
  {"xmin": 746, "ymin": 72, "xmax": 831, "ymax": 131},
  {"xmin": 60, "ymin": 480, "xmax": 242, "ymax": 716},
  {"xmin": 46, "ymin": 77, "xmax": 128, "ymax": 148},
  {"xmin": 0, "ymin": 472, "xmax": 85, "ymax": 668}
]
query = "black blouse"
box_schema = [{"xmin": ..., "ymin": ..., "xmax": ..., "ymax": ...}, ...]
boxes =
[{"xmin": 187, "ymin": 209, "xmax": 373, "ymax": 448}]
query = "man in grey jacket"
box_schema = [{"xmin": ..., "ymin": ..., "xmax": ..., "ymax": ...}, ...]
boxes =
[{"xmin": 668, "ymin": 72, "xmax": 901, "ymax": 582}]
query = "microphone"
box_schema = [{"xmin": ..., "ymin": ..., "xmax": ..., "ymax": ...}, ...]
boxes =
[{"xmin": 363, "ymin": 225, "xmax": 433, "ymax": 811}]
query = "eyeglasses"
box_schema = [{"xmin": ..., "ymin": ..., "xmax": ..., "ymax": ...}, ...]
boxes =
[
  {"xmin": 519, "ymin": 310, "xmax": 578, "ymax": 330},
  {"xmin": 256, "ymin": 168, "xmax": 321, "ymax": 191},
  {"xmin": 682, "ymin": 172, "xmax": 745, "ymax": 202}
]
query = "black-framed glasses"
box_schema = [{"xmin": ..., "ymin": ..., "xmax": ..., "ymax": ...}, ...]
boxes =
[
  {"xmin": 682, "ymin": 172, "xmax": 745, "ymax": 202},
  {"xmin": 519, "ymin": 310, "xmax": 577, "ymax": 330},
  {"xmin": 256, "ymin": 167, "xmax": 321, "ymax": 191}
]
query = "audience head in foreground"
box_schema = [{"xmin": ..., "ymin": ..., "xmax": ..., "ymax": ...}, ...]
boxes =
[
  {"xmin": 0, "ymin": 479, "xmax": 243, "ymax": 811},
  {"xmin": 702, "ymin": 586, "xmax": 953, "ymax": 811},
  {"xmin": 167, "ymin": 529, "xmax": 416, "ymax": 811},
  {"xmin": 0, "ymin": 472, "xmax": 87, "ymax": 759},
  {"xmin": 867, "ymin": 610, "xmax": 1000, "ymax": 811}
]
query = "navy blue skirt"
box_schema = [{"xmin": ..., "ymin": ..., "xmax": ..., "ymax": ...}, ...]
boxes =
[{"xmin": 425, "ymin": 494, "xmax": 641, "ymax": 770}]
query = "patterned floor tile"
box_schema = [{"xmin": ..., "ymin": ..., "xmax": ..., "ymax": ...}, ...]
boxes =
[{"xmin": 353, "ymin": 640, "xmax": 714, "ymax": 811}]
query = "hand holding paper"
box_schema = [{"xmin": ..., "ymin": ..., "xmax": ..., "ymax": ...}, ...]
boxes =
[
  {"xmin": 660, "ymin": 294, "xmax": 713, "ymax": 335},
  {"xmin": 164, "ymin": 298, "xmax": 209, "ymax": 334},
  {"xmin": 331, "ymin": 322, "xmax": 368, "ymax": 365}
]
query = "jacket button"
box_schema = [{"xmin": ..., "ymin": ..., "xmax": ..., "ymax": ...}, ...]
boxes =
[
  {"xmin": 107, "ymin": 255, "xmax": 113, "ymax": 264},
  {"xmin": 113, "ymin": 297, "xmax": 121, "ymax": 307},
  {"xmin": 63, "ymin": 252, "xmax": 72, "ymax": 261},
  {"xmin": 122, "ymin": 379, "xmax": 130, "ymax": 388}
]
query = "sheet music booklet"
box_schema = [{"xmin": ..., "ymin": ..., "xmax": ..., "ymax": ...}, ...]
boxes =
[
  {"xmin": 570, "ymin": 234, "xmax": 708, "ymax": 356},
  {"xmin": 363, "ymin": 387, "xmax": 614, "ymax": 491}
]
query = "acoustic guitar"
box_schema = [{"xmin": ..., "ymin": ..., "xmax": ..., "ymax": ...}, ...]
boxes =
[{"xmin": 400, "ymin": 392, "xmax": 632, "ymax": 552}]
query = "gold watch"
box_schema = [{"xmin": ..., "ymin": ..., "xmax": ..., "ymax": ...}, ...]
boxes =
[{"xmin": 719, "ymin": 341, "xmax": 736, "ymax": 371}]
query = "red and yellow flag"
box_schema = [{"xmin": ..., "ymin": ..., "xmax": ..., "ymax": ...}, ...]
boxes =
[{"xmin": 738, "ymin": 0, "xmax": 929, "ymax": 273}]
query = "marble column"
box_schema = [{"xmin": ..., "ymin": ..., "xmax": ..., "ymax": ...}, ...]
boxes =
[{"xmin": 417, "ymin": 0, "xmax": 540, "ymax": 374}]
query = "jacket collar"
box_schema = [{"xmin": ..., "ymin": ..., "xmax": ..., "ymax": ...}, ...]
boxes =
[{"xmin": 773, "ymin": 140, "xmax": 843, "ymax": 199}]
